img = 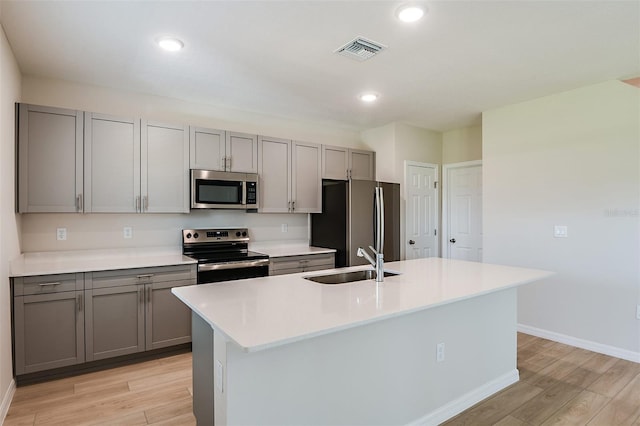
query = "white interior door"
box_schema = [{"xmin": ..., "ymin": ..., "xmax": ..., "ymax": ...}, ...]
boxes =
[
  {"xmin": 443, "ymin": 161, "xmax": 482, "ymax": 261},
  {"xmin": 404, "ymin": 162, "xmax": 439, "ymax": 259}
]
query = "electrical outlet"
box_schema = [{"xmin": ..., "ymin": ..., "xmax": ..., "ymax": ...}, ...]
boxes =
[
  {"xmin": 436, "ymin": 342, "xmax": 445, "ymax": 362},
  {"xmin": 554, "ymin": 225, "xmax": 568, "ymax": 238},
  {"xmin": 56, "ymin": 228, "xmax": 67, "ymax": 241},
  {"xmin": 281, "ymin": 224, "xmax": 288, "ymax": 233},
  {"xmin": 123, "ymin": 227, "xmax": 133, "ymax": 239}
]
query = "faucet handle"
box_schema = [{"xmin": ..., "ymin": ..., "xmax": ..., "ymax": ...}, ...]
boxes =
[{"xmin": 368, "ymin": 245, "xmax": 381, "ymax": 256}]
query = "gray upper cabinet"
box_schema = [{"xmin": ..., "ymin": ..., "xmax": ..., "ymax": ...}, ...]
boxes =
[
  {"xmin": 142, "ymin": 120, "xmax": 190, "ymax": 213},
  {"xmin": 258, "ymin": 137, "xmax": 321, "ymax": 213},
  {"xmin": 84, "ymin": 113, "xmax": 140, "ymax": 213},
  {"xmin": 291, "ymin": 141, "xmax": 322, "ymax": 213},
  {"xmin": 190, "ymin": 128, "xmax": 257, "ymax": 173},
  {"xmin": 226, "ymin": 132, "xmax": 258, "ymax": 173},
  {"xmin": 18, "ymin": 104, "xmax": 84, "ymax": 213},
  {"xmin": 190, "ymin": 127, "xmax": 226, "ymax": 171},
  {"xmin": 258, "ymin": 136, "xmax": 291, "ymax": 213},
  {"xmin": 322, "ymin": 145, "xmax": 376, "ymax": 181},
  {"xmin": 13, "ymin": 273, "xmax": 85, "ymax": 375}
]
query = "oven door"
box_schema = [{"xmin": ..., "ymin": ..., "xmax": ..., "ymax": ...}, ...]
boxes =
[{"xmin": 197, "ymin": 259, "xmax": 270, "ymax": 284}]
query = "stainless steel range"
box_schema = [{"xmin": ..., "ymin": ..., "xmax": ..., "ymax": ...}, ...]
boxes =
[{"xmin": 182, "ymin": 228, "xmax": 270, "ymax": 284}]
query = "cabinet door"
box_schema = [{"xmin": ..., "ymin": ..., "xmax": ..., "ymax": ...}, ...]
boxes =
[
  {"xmin": 322, "ymin": 145, "xmax": 349, "ymax": 180},
  {"xmin": 141, "ymin": 121, "xmax": 190, "ymax": 213},
  {"xmin": 226, "ymin": 132, "xmax": 258, "ymax": 173},
  {"xmin": 13, "ymin": 291, "xmax": 84, "ymax": 374},
  {"xmin": 85, "ymin": 284, "xmax": 145, "ymax": 361},
  {"xmin": 18, "ymin": 104, "xmax": 83, "ymax": 213},
  {"xmin": 349, "ymin": 149, "xmax": 376, "ymax": 180},
  {"xmin": 84, "ymin": 113, "xmax": 140, "ymax": 213},
  {"xmin": 145, "ymin": 280, "xmax": 192, "ymax": 350},
  {"xmin": 291, "ymin": 141, "xmax": 322, "ymax": 213},
  {"xmin": 190, "ymin": 127, "xmax": 226, "ymax": 171},
  {"xmin": 258, "ymin": 136, "xmax": 291, "ymax": 213}
]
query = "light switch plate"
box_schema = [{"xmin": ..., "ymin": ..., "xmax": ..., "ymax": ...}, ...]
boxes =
[
  {"xmin": 56, "ymin": 228, "xmax": 67, "ymax": 241},
  {"xmin": 281, "ymin": 224, "xmax": 288, "ymax": 233},
  {"xmin": 554, "ymin": 225, "xmax": 568, "ymax": 238},
  {"xmin": 123, "ymin": 227, "xmax": 133, "ymax": 239}
]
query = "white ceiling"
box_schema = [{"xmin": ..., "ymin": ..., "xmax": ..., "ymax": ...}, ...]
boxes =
[{"xmin": 1, "ymin": 1, "xmax": 639, "ymax": 132}]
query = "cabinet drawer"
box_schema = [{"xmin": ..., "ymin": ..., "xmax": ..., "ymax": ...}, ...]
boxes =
[
  {"xmin": 86, "ymin": 265, "xmax": 196, "ymax": 289},
  {"xmin": 269, "ymin": 253, "xmax": 334, "ymax": 275},
  {"xmin": 13, "ymin": 273, "xmax": 84, "ymax": 296}
]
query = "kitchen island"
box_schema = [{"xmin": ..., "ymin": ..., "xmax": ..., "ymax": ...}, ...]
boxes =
[{"xmin": 172, "ymin": 257, "xmax": 553, "ymax": 425}]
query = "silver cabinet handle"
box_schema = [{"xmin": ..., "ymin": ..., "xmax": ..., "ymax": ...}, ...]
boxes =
[
  {"xmin": 221, "ymin": 157, "xmax": 226, "ymax": 170},
  {"xmin": 227, "ymin": 156, "xmax": 231, "ymax": 170},
  {"xmin": 136, "ymin": 196, "xmax": 141, "ymax": 212},
  {"xmin": 77, "ymin": 294, "xmax": 83, "ymax": 312},
  {"xmin": 76, "ymin": 194, "xmax": 83, "ymax": 212},
  {"xmin": 136, "ymin": 274, "xmax": 154, "ymax": 280},
  {"xmin": 143, "ymin": 196, "xmax": 148, "ymax": 212},
  {"xmin": 38, "ymin": 282, "xmax": 61, "ymax": 287},
  {"xmin": 146, "ymin": 287, "xmax": 151, "ymax": 304},
  {"xmin": 292, "ymin": 201, "xmax": 295, "ymax": 212}
]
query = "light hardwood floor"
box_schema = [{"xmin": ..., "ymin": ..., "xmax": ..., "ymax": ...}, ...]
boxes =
[{"xmin": 4, "ymin": 334, "xmax": 640, "ymax": 425}]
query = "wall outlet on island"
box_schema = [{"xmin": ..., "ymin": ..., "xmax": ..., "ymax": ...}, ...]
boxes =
[{"xmin": 436, "ymin": 342, "xmax": 445, "ymax": 362}]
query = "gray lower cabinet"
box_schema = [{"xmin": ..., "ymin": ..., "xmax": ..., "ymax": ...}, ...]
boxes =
[
  {"xmin": 85, "ymin": 265, "xmax": 195, "ymax": 361},
  {"xmin": 12, "ymin": 273, "xmax": 85, "ymax": 375},
  {"xmin": 12, "ymin": 264, "xmax": 196, "ymax": 375},
  {"xmin": 269, "ymin": 253, "xmax": 335, "ymax": 276}
]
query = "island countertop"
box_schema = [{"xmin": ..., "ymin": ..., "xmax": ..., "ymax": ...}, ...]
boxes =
[{"xmin": 172, "ymin": 257, "xmax": 553, "ymax": 352}]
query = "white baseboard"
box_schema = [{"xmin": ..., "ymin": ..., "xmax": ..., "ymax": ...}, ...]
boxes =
[
  {"xmin": 407, "ymin": 369, "xmax": 520, "ymax": 426},
  {"xmin": 0, "ymin": 379, "xmax": 16, "ymax": 424},
  {"xmin": 518, "ymin": 324, "xmax": 640, "ymax": 363}
]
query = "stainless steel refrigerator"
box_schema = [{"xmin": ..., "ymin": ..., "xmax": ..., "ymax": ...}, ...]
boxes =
[{"xmin": 311, "ymin": 179, "xmax": 400, "ymax": 267}]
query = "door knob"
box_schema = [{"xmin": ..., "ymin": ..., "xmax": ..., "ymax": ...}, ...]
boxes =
[
  {"xmin": 409, "ymin": 240, "xmax": 415, "ymax": 245},
  {"xmin": 449, "ymin": 238, "xmax": 456, "ymax": 243}
]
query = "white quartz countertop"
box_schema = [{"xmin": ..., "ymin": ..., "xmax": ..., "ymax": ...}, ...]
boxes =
[
  {"xmin": 172, "ymin": 258, "xmax": 553, "ymax": 352},
  {"xmin": 10, "ymin": 247, "xmax": 196, "ymax": 277},
  {"xmin": 249, "ymin": 241, "xmax": 336, "ymax": 257}
]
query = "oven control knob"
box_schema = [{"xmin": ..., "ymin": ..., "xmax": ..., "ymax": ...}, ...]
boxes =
[
  {"xmin": 242, "ymin": 231, "xmax": 247, "ymax": 237},
  {"xmin": 193, "ymin": 233, "xmax": 199, "ymax": 239},
  {"xmin": 186, "ymin": 233, "xmax": 192, "ymax": 239},
  {"xmin": 236, "ymin": 231, "xmax": 241, "ymax": 237}
]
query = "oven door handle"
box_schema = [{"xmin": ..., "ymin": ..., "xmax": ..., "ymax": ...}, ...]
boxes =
[{"xmin": 198, "ymin": 259, "xmax": 270, "ymax": 272}]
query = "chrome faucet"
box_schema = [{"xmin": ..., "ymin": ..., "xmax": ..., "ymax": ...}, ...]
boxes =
[{"xmin": 357, "ymin": 245, "xmax": 384, "ymax": 283}]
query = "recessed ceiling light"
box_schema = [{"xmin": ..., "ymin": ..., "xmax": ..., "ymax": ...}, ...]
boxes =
[
  {"xmin": 359, "ymin": 93, "xmax": 379, "ymax": 103},
  {"xmin": 157, "ymin": 37, "xmax": 184, "ymax": 52},
  {"xmin": 396, "ymin": 4, "xmax": 425, "ymax": 23}
]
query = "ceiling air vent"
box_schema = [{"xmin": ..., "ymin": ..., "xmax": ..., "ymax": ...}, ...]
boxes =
[{"xmin": 335, "ymin": 37, "xmax": 387, "ymax": 61}]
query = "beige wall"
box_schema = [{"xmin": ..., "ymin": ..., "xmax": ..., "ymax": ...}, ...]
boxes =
[
  {"xmin": 442, "ymin": 124, "xmax": 482, "ymax": 164},
  {"xmin": 0, "ymin": 22, "xmax": 21, "ymax": 420},
  {"xmin": 483, "ymin": 80, "xmax": 640, "ymax": 359}
]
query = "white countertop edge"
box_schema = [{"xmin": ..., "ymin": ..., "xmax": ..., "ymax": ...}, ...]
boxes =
[
  {"xmin": 173, "ymin": 261, "xmax": 554, "ymax": 353},
  {"xmin": 249, "ymin": 241, "xmax": 336, "ymax": 257},
  {"xmin": 10, "ymin": 247, "xmax": 197, "ymax": 277}
]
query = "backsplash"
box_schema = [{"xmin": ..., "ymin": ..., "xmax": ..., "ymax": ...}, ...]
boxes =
[{"xmin": 20, "ymin": 210, "xmax": 308, "ymax": 252}]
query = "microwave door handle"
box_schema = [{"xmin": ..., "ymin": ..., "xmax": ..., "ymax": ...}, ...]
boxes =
[{"xmin": 242, "ymin": 181, "xmax": 247, "ymax": 206}]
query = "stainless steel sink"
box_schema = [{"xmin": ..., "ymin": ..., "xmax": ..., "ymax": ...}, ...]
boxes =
[{"xmin": 303, "ymin": 269, "xmax": 400, "ymax": 284}]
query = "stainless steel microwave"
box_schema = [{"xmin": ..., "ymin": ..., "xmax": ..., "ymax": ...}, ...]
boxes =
[{"xmin": 191, "ymin": 170, "xmax": 258, "ymax": 209}]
